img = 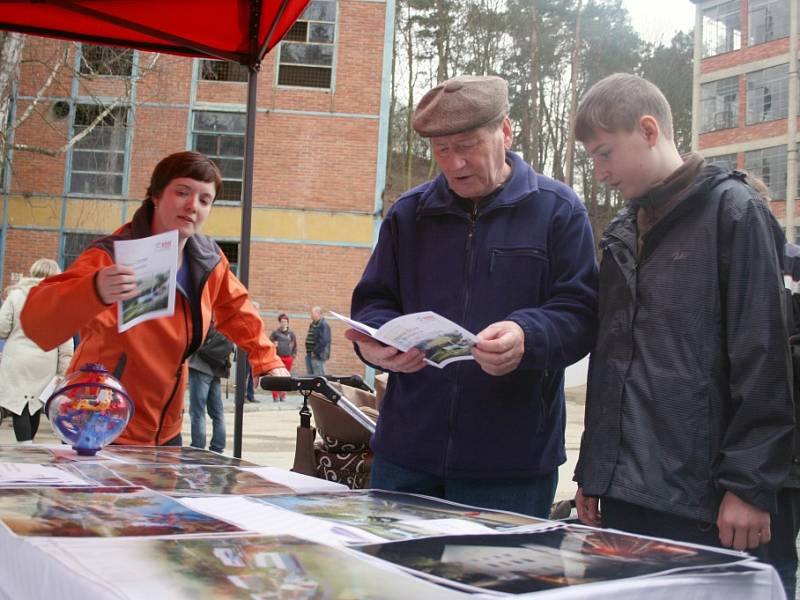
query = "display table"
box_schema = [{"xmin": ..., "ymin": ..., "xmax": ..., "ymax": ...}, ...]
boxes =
[{"xmin": 0, "ymin": 445, "xmax": 786, "ymax": 600}]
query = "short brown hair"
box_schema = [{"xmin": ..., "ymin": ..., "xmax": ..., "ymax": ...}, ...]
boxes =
[
  {"xmin": 144, "ymin": 151, "xmax": 223, "ymax": 209},
  {"xmin": 575, "ymin": 73, "xmax": 674, "ymax": 142}
]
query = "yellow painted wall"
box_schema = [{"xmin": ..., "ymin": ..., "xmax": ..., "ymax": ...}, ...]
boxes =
[
  {"xmin": 3, "ymin": 196, "xmax": 62, "ymax": 228},
  {"xmin": 65, "ymin": 199, "xmax": 124, "ymax": 231},
  {"xmin": 203, "ymin": 206, "xmax": 373, "ymax": 245},
  {"xmin": 2, "ymin": 197, "xmax": 374, "ymax": 246}
]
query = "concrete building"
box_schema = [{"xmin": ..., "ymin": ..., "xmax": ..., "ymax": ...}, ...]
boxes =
[
  {"xmin": 690, "ymin": 0, "xmax": 799, "ymax": 240},
  {"xmin": 0, "ymin": 0, "xmax": 394, "ymax": 376}
]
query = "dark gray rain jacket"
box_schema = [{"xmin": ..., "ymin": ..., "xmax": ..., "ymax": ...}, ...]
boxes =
[{"xmin": 575, "ymin": 166, "xmax": 794, "ymax": 523}]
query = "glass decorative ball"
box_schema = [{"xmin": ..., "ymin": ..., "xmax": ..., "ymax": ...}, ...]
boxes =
[{"xmin": 45, "ymin": 363, "xmax": 134, "ymax": 456}]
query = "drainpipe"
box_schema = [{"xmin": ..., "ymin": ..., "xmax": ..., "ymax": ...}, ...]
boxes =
[{"xmin": 786, "ymin": 0, "xmax": 798, "ymax": 242}]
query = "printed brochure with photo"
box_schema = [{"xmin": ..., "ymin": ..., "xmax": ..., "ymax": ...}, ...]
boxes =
[
  {"xmin": 330, "ymin": 310, "xmax": 478, "ymax": 368},
  {"xmin": 114, "ymin": 229, "xmax": 178, "ymax": 333}
]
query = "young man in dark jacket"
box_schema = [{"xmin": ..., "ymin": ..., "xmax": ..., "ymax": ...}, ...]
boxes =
[
  {"xmin": 188, "ymin": 322, "xmax": 234, "ymax": 453},
  {"xmin": 574, "ymin": 74, "xmax": 794, "ymax": 558},
  {"xmin": 347, "ymin": 75, "xmax": 598, "ymax": 517}
]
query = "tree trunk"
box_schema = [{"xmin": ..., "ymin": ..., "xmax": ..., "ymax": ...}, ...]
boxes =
[
  {"xmin": 404, "ymin": 2, "xmax": 415, "ymax": 190},
  {"xmin": 528, "ymin": 1, "xmax": 540, "ymax": 170},
  {"xmin": 564, "ymin": 0, "xmax": 582, "ymax": 186}
]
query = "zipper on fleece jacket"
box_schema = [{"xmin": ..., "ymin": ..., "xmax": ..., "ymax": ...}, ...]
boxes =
[{"xmin": 444, "ymin": 203, "xmax": 480, "ymax": 476}]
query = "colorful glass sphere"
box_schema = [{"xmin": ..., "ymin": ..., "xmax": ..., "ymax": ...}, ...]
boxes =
[{"xmin": 45, "ymin": 363, "xmax": 134, "ymax": 456}]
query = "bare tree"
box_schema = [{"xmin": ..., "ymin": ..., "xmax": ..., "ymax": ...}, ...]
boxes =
[
  {"xmin": 0, "ymin": 32, "xmax": 25, "ymax": 167},
  {"xmin": 1, "ymin": 35, "xmax": 160, "ymax": 175}
]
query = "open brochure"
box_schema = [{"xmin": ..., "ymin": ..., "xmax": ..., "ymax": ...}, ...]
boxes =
[
  {"xmin": 113, "ymin": 230, "xmax": 178, "ymax": 333},
  {"xmin": 330, "ymin": 310, "xmax": 478, "ymax": 368}
]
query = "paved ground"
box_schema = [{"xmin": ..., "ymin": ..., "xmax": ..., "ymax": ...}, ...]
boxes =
[{"xmin": 0, "ymin": 384, "xmax": 586, "ymax": 502}]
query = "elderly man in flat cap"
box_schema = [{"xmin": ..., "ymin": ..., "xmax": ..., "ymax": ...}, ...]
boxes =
[{"xmin": 346, "ymin": 75, "xmax": 598, "ymax": 517}]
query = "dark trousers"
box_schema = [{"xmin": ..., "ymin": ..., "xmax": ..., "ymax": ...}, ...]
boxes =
[
  {"xmin": 603, "ymin": 494, "xmax": 800, "ymax": 599},
  {"xmin": 371, "ymin": 454, "xmax": 558, "ymax": 518},
  {"xmin": 601, "ymin": 496, "xmax": 721, "ymax": 547},
  {"xmin": 752, "ymin": 487, "xmax": 800, "ymax": 599},
  {"xmin": 12, "ymin": 404, "xmax": 41, "ymax": 442}
]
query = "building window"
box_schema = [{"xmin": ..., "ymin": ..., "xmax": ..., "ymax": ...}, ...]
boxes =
[
  {"xmin": 217, "ymin": 241, "xmax": 240, "ymax": 275},
  {"xmin": 705, "ymin": 153, "xmax": 737, "ymax": 170},
  {"xmin": 277, "ymin": 0, "xmax": 336, "ymax": 89},
  {"xmin": 69, "ymin": 104, "xmax": 128, "ymax": 196},
  {"xmin": 745, "ymin": 145, "xmax": 787, "ymax": 200},
  {"xmin": 79, "ymin": 44, "xmax": 134, "ymax": 77},
  {"xmin": 746, "ymin": 64, "xmax": 788, "ymax": 124},
  {"xmin": 701, "ymin": 76, "xmax": 739, "ymax": 132},
  {"xmin": 702, "ymin": 0, "xmax": 741, "ymax": 57},
  {"xmin": 748, "ymin": 0, "xmax": 790, "ymax": 46},
  {"xmin": 191, "ymin": 111, "xmax": 245, "ymax": 202},
  {"xmin": 63, "ymin": 232, "xmax": 101, "ymax": 269},
  {"xmin": 199, "ymin": 60, "xmax": 249, "ymax": 83}
]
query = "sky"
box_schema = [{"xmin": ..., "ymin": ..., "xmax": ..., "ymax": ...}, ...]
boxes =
[{"xmin": 621, "ymin": 0, "xmax": 696, "ymax": 44}]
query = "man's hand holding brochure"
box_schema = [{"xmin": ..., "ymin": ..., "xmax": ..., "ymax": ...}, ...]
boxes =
[{"xmin": 332, "ymin": 310, "xmax": 478, "ymax": 369}]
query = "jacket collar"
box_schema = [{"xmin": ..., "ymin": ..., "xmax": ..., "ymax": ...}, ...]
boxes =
[
  {"xmin": 96, "ymin": 203, "xmax": 220, "ymax": 275},
  {"xmin": 417, "ymin": 151, "xmax": 539, "ymax": 217},
  {"xmin": 603, "ymin": 161, "xmax": 736, "ymax": 254}
]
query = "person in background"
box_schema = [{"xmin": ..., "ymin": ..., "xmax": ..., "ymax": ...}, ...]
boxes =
[
  {"xmin": 573, "ymin": 74, "xmax": 793, "ymax": 563},
  {"xmin": 305, "ymin": 306, "xmax": 331, "ymax": 376},
  {"xmin": 269, "ymin": 313, "xmax": 297, "ymax": 401},
  {"xmin": 21, "ymin": 151, "xmax": 288, "ymax": 446},
  {"xmin": 244, "ymin": 300, "xmax": 261, "ymax": 403},
  {"xmin": 188, "ymin": 321, "xmax": 234, "ymax": 453},
  {"xmin": 346, "ymin": 75, "xmax": 598, "ymax": 517},
  {"xmin": 0, "ymin": 259, "xmax": 73, "ymax": 443}
]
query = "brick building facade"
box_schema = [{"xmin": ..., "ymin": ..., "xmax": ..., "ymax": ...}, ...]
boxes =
[
  {"xmin": 690, "ymin": 0, "xmax": 800, "ymax": 239},
  {"xmin": 0, "ymin": 0, "xmax": 394, "ymax": 378}
]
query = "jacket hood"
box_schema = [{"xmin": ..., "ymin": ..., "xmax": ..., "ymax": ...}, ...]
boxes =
[{"xmin": 416, "ymin": 151, "xmax": 539, "ymax": 217}]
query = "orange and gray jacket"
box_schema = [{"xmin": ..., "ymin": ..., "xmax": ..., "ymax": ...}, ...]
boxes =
[{"xmin": 21, "ymin": 204, "xmax": 283, "ymax": 445}]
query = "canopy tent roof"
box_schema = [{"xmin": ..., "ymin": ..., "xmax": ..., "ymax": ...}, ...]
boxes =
[{"xmin": 0, "ymin": 0, "xmax": 309, "ymax": 65}]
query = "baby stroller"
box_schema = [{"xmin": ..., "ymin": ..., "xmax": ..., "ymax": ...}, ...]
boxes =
[{"xmin": 261, "ymin": 374, "xmax": 384, "ymax": 489}]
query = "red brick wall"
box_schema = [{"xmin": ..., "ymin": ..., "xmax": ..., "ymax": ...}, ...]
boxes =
[
  {"xmin": 2, "ymin": 229, "xmax": 60, "ymax": 290},
  {"xmin": 246, "ymin": 242, "xmax": 371, "ymax": 376},
  {"xmin": 699, "ymin": 118, "xmax": 799, "ymax": 149}
]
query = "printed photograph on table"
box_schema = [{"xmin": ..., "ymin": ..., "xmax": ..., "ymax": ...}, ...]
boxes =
[
  {"xmin": 105, "ymin": 464, "xmax": 294, "ymax": 496},
  {"xmin": 100, "ymin": 446, "xmax": 256, "ymax": 466},
  {"xmin": 258, "ymin": 490, "xmax": 547, "ymax": 541},
  {"xmin": 0, "ymin": 446, "xmax": 61, "ymax": 464},
  {"xmin": 0, "ymin": 486, "xmax": 242, "ymax": 537},
  {"xmin": 356, "ymin": 526, "xmax": 750, "ymax": 595},
  {"xmin": 57, "ymin": 462, "xmax": 134, "ymax": 487},
  {"xmin": 34, "ymin": 534, "xmax": 466, "ymax": 599}
]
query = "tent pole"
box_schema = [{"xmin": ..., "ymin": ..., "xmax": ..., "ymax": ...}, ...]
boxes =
[{"xmin": 233, "ymin": 65, "xmax": 259, "ymax": 459}]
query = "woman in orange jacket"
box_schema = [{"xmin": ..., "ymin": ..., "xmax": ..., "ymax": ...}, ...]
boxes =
[{"xmin": 21, "ymin": 151, "xmax": 288, "ymax": 446}]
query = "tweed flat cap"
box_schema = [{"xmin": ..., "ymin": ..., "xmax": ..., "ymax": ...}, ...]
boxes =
[{"xmin": 412, "ymin": 75, "xmax": 509, "ymax": 138}]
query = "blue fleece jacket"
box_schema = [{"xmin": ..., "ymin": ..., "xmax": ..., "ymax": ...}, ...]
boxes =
[{"xmin": 351, "ymin": 152, "xmax": 598, "ymax": 479}]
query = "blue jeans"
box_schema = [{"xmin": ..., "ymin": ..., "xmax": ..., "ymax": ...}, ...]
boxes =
[
  {"xmin": 306, "ymin": 354, "xmax": 326, "ymax": 376},
  {"xmin": 370, "ymin": 454, "xmax": 558, "ymax": 518},
  {"xmin": 188, "ymin": 369, "xmax": 225, "ymax": 453}
]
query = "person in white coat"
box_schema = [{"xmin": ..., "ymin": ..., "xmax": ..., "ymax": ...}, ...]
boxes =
[{"xmin": 0, "ymin": 258, "xmax": 73, "ymax": 443}]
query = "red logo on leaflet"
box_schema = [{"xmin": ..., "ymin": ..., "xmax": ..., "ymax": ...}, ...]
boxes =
[{"xmin": 156, "ymin": 240, "xmax": 173, "ymax": 250}]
